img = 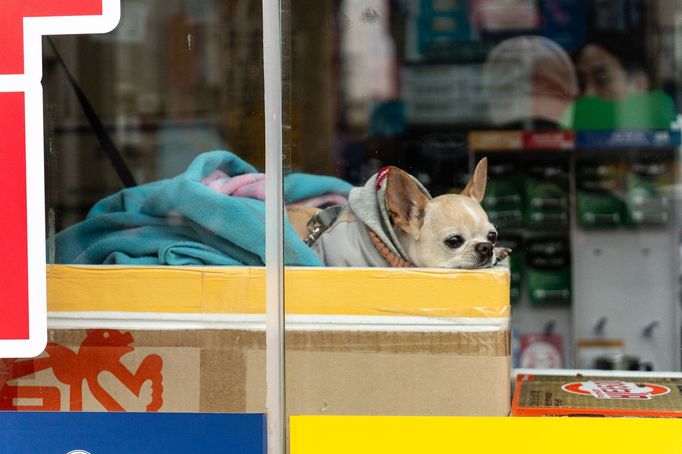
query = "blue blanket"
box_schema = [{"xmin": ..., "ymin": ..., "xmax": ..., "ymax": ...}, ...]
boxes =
[{"xmin": 54, "ymin": 151, "xmax": 352, "ymax": 266}]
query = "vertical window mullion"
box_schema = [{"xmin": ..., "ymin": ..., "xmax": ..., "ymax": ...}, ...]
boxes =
[{"xmin": 262, "ymin": 0, "xmax": 285, "ymax": 452}]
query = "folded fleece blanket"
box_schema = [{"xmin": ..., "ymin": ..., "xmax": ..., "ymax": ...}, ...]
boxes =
[{"xmin": 53, "ymin": 151, "xmax": 353, "ymax": 266}]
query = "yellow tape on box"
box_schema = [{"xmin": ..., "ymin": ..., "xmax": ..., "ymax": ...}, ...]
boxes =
[
  {"xmin": 290, "ymin": 416, "xmax": 682, "ymax": 453},
  {"xmin": 46, "ymin": 265, "xmax": 510, "ymax": 318}
]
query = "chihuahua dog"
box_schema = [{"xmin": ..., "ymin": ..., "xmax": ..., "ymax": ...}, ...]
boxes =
[{"xmin": 307, "ymin": 158, "xmax": 510, "ymax": 268}]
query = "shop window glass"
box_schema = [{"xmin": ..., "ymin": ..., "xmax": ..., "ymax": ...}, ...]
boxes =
[
  {"xmin": 282, "ymin": 0, "xmax": 682, "ymax": 426},
  {"xmin": 9, "ymin": 0, "xmax": 270, "ymax": 415},
  {"xmin": 10, "ymin": 0, "xmax": 681, "ymax": 442}
]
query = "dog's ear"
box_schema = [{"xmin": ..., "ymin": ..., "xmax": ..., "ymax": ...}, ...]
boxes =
[
  {"xmin": 386, "ymin": 167, "xmax": 429, "ymax": 238},
  {"xmin": 461, "ymin": 158, "xmax": 488, "ymax": 203}
]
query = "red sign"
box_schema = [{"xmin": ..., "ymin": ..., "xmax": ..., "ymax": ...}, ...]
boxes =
[
  {"xmin": 562, "ymin": 381, "xmax": 671, "ymax": 401},
  {"xmin": 522, "ymin": 131, "xmax": 575, "ymax": 150},
  {"xmin": 0, "ymin": 1, "xmax": 120, "ymax": 357}
]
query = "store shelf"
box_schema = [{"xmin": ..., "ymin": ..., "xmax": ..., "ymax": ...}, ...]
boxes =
[{"xmin": 468, "ymin": 130, "xmax": 681, "ymax": 152}]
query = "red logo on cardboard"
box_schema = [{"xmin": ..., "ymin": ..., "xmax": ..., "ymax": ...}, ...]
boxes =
[
  {"xmin": 0, "ymin": 330, "xmax": 163, "ymax": 411},
  {"xmin": 562, "ymin": 380, "xmax": 670, "ymax": 400}
]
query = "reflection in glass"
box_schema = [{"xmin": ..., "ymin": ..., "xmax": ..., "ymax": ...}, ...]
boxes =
[{"xmin": 283, "ymin": 1, "xmax": 681, "ymax": 415}]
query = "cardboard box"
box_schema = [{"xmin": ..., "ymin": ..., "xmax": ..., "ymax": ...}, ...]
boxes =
[
  {"xmin": 1, "ymin": 266, "xmax": 511, "ymax": 416},
  {"xmin": 512, "ymin": 373, "xmax": 682, "ymax": 417}
]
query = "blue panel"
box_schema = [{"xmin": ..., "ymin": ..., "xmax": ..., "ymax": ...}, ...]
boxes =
[
  {"xmin": 576, "ymin": 130, "xmax": 681, "ymax": 149},
  {"xmin": 0, "ymin": 412, "xmax": 266, "ymax": 454}
]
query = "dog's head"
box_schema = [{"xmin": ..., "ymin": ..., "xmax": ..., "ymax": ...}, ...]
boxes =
[{"xmin": 386, "ymin": 158, "xmax": 498, "ymax": 268}]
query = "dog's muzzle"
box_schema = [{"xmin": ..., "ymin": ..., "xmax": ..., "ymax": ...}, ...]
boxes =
[{"xmin": 475, "ymin": 242, "xmax": 494, "ymax": 257}]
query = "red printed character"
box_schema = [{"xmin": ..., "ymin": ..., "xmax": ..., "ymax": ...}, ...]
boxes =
[
  {"xmin": 0, "ymin": 1, "xmax": 120, "ymax": 357},
  {"xmin": 0, "ymin": 329, "xmax": 163, "ymax": 411}
]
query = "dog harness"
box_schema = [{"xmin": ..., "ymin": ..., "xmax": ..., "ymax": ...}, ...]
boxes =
[
  {"xmin": 304, "ymin": 205, "xmax": 345, "ymax": 246},
  {"xmin": 305, "ymin": 205, "xmax": 416, "ymax": 268}
]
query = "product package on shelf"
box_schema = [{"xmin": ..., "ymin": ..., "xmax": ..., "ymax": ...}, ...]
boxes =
[
  {"xmin": 576, "ymin": 158, "xmax": 623, "ymax": 228},
  {"xmin": 524, "ymin": 160, "xmax": 569, "ymax": 229},
  {"xmin": 525, "ymin": 237, "xmax": 571, "ymax": 306},
  {"xmin": 498, "ymin": 234, "xmax": 523, "ymax": 305},
  {"xmin": 623, "ymin": 157, "xmax": 674, "ymax": 226},
  {"xmin": 483, "ymin": 159, "xmax": 524, "ymax": 229}
]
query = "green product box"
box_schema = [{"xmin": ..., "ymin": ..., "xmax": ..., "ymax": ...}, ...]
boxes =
[
  {"xmin": 484, "ymin": 179, "xmax": 523, "ymax": 211},
  {"xmin": 525, "ymin": 178, "xmax": 569, "ymax": 229},
  {"xmin": 576, "ymin": 160, "xmax": 623, "ymax": 228},
  {"xmin": 576, "ymin": 192, "xmax": 623, "ymax": 227},
  {"xmin": 498, "ymin": 235, "xmax": 523, "ymax": 305},
  {"xmin": 623, "ymin": 160, "xmax": 672, "ymax": 226},
  {"xmin": 524, "ymin": 164, "xmax": 569, "ymax": 229},
  {"xmin": 488, "ymin": 209, "xmax": 524, "ymax": 227},
  {"xmin": 526, "ymin": 238, "xmax": 571, "ymax": 306},
  {"xmin": 577, "ymin": 160, "xmax": 619, "ymax": 182},
  {"xmin": 483, "ymin": 161, "xmax": 524, "ymax": 229},
  {"xmin": 510, "ymin": 254, "xmax": 523, "ymax": 305},
  {"xmin": 527, "ymin": 268, "xmax": 571, "ymax": 306}
]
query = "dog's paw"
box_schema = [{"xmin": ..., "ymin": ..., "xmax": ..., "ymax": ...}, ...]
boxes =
[{"xmin": 494, "ymin": 247, "xmax": 512, "ymax": 264}]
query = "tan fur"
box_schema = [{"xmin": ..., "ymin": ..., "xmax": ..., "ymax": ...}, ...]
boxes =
[
  {"xmin": 388, "ymin": 158, "xmax": 507, "ymax": 268},
  {"xmin": 287, "ymin": 206, "xmax": 320, "ymax": 241},
  {"xmin": 461, "ymin": 158, "xmax": 488, "ymax": 202},
  {"xmin": 386, "ymin": 167, "xmax": 429, "ymax": 238},
  {"xmin": 307, "ymin": 158, "xmax": 509, "ymax": 269}
]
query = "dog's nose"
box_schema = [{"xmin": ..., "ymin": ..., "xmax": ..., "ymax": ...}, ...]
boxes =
[{"xmin": 475, "ymin": 242, "xmax": 493, "ymax": 256}]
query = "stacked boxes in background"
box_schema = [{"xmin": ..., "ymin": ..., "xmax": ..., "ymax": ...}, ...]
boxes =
[
  {"xmin": 624, "ymin": 158, "xmax": 673, "ymax": 226},
  {"xmin": 483, "ymin": 158, "xmax": 523, "ymax": 304},
  {"xmin": 484, "ymin": 159, "xmax": 524, "ymax": 229},
  {"xmin": 525, "ymin": 237, "xmax": 571, "ymax": 306},
  {"xmin": 576, "ymin": 154, "xmax": 674, "ymax": 229},
  {"xmin": 498, "ymin": 235, "xmax": 523, "ymax": 305},
  {"xmin": 524, "ymin": 160, "xmax": 569, "ymax": 229},
  {"xmin": 476, "ymin": 146, "xmax": 571, "ymax": 308},
  {"xmin": 576, "ymin": 159, "xmax": 622, "ymax": 227},
  {"xmin": 473, "ymin": 134, "xmax": 676, "ymax": 312},
  {"xmin": 523, "ymin": 159, "xmax": 571, "ymax": 307}
]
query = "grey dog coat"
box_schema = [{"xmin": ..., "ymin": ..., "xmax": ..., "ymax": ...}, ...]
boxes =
[{"xmin": 311, "ymin": 168, "xmax": 431, "ymax": 267}]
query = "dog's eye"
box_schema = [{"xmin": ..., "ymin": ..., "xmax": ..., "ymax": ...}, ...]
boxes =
[
  {"xmin": 487, "ymin": 232, "xmax": 498, "ymax": 244},
  {"xmin": 444, "ymin": 235, "xmax": 464, "ymax": 249}
]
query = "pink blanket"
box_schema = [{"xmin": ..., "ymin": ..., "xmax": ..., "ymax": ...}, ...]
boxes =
[{"xmin": 201, "ymin": 170, "xmax": 347, "ymax": 207}]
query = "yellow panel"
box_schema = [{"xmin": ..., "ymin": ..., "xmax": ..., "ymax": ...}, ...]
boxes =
[
  {"xmin": 46, "ymin": 265, "xmax": 509, "ymax": 318},
  {"xmin": 290, "ymin": 416, "xmax": 682, "ymax": 454}
]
